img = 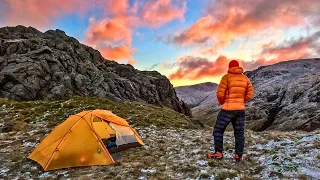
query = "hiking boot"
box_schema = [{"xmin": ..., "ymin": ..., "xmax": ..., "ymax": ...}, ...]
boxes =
[
  {"xmin": 234, "ymin": 154, "xmax": 242, "ymax": 163},
  {"xmin": 208, "ymin": 152, "xmax": 223, "ymax": 160}
]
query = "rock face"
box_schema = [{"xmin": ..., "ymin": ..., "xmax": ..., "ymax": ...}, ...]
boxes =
[
  {"xmin": 176, "ymin": 59, "xmax": 320, "ymax": 131},
  {"xmin": 245, "ymin": 59, "xmax": 320, "ymax": 131},
  {"xmin": 175, "ymin": 82, "xmax": 219, "ymax": 125},
  {"xmin": 0, "ymin": 25, "xmax": 191, "ymax": 116}
]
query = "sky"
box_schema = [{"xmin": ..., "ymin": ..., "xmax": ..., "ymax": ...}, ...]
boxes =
[{"xmin": 0, "ymin": 0, "xmax": 319, "ymax": 86}]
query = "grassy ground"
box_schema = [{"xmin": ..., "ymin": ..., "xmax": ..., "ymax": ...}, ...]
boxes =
[
  {"xmin": 0, "ymin": 96, "xmax": 197, "ymax": 130},
  {"xmin": 0, "ymin": 97, "xmax": 319, "ymax": 179}
]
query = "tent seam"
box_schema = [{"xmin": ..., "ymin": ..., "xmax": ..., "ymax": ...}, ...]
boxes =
[
  {"xmin": 43, "ymin": 110, "xmax": 93, "ymax": 170},
  {"xmin": 82, "ymin": 117, "xmax": 115, "ymax": 164}
]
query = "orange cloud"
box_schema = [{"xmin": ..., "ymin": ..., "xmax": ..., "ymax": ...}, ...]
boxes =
[
  {"xmin": 255, "ymin": 30, "xmax": 320, "ymax": 64},
  {"xmin": 84, "ymin": 0, "xmax": 186, "ymax": 61},
  {"xmin": 100, "ymin": 45, "xmax": 133, "ymax": 60},
  {"xmin": 86, "ymin": 17, "xmax": 133, "ymax": 46},
  {"xmin": 84, "ymin": 16, "xmax": 136, "ymax": 61},
  {"xmin": 140, "ymin": 0, "xmax": 186, "ymax": 28},
  {"xmin": 170, "ymin": 30, "xmax": 320, "ymax": 80},
  {"xmin": 84, "ymin": 1, "xmax": 136, "ymax": 61},
  {"xmin": 128, "ymin": 59, "xmax": 137, "ymax": 65},
  {"xmin": 172, "ymin": 0, "xmax": 320, "ymax": 55}
]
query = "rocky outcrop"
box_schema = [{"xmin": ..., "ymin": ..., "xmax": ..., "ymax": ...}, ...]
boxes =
[
  {"xmin": 176, "ymin": 59, "xmax": 320, "ymax": 131},
  {"xmin": 0, "ymin": 25, "xmax": 191, "ymax": 116},
  {"xmin": 244, "ymin": 59, "xmax": 320, "ymax": 131}
]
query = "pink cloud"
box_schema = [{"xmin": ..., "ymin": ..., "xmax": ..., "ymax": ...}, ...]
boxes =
[
  {"xmin": 170, "ymin": 30, "xmax": 320, "ymax": 80},
  {"xmin": 128, "ymin": 59, "xmax": 137, "ymax": 65},
  {"xmin": 100, "ymin": 45, "xmax": 133, "ymax": 61},
  {"xmin": 1, "ymin": 0, "xmax": 187, "ymax": 62},
  {"xmin": 169, "ymin": 56, "xmax": 230, "ymax": 80},
  {"xmin": 0, "ymin": 0, "xmax": 105, "ymax": 29},
  {"xmin": 86, "ymin": 17, "xmax": 133, "ymax": 47},
  {"xmin": 103, "ymin": 0, "xmax": 129, "ymax": 16},
  {"xmin": 84, "ymin": 0, "xmax": 186, "ymax": 61},
  {"xmin": 162, "ymin": 61, "xmax": 170, "ymax": 68},
  {"xmin": 172, "ymin": 0, "xmax": 320, "ymax": 55},
  {"xmin": 140, "ymin": 0, "xmax": 186, "ymax": 28}
]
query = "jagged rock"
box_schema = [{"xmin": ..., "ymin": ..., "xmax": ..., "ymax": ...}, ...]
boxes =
[
  {"xmin": 176, "ymin": 59, "xmax": 320, "ymax": 131},
  {"xmin": 0, "ymin": 26, "xmax": 191, "ymax": 116}
]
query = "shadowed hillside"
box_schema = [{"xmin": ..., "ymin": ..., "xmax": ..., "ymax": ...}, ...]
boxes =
[{"xmin": 176, "ymin": 59, "xmax": 320, "ymax": 131}]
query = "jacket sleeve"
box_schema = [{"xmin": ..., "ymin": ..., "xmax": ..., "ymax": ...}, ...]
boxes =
[
  {"xmin": 216, "ymin": 75, "xmax": 228, "ymax": 105},
  {"xmin": 245, "ymin": 77, "xmax": 254, "ymax": 102}
]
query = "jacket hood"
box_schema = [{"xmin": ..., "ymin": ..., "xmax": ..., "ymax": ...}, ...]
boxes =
[{"xmin": 228, "ymin": 67, "xmax": 244, "ymax": 74}]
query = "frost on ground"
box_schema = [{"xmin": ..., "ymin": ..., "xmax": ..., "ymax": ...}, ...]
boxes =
[{"xmin": 0, "ymin": 120, "xmax": 319, "ymax": 180}]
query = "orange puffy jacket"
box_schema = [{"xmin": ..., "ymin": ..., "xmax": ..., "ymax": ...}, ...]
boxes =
[{"xmin": 216, "ymin": 67, "xmax": 254, "ymax": 110}]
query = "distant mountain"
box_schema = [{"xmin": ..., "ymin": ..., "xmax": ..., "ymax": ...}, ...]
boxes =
[
  {"xmin": 176, "ymin": 59, "xmax": 320, "ymax": 131},
  {"xmin": 175, "ymin": 82, "xmax": 218, "ymax": 108},
  {"xmin": 0, "ymin": 25, "xmax": 191, "ymax": 116},
  {"xmin": 175, "ymin": 82, "xmax": 219, "ymax": 125}
]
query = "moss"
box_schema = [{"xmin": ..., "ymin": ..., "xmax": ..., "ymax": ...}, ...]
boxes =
[
  {"xmin": 272, "ymin": 154, "xmax": 278, "ymax": 160},
  {"xmin": 283, "ymin": 164, "xmax": 298, "ymax": 171},
  {"xmin": 208, "ymin": 160, "xmax": 217, "ymax": 167},
  {"xmin": 263, "ymin": 149, "xmax": 270, "ymax": 153},
  {"xmin": 271, "ymin": 162, "xmax": 280, "ymax": 166},
  {"xmin": 216, "ymin": 171, "xmax": 238, "ymax": 180},
  {"xmin": 290, "ymin": 153, "xmax": 298, "ymax": 157},
  {"xmin": 316, "ymin": 153, "xmax": 320, "ymax": 159}
]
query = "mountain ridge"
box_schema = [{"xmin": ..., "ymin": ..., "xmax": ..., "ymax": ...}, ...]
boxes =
[
  {"xmin": 175, "ymin": 82, "xmax": 218, "ymax": 108},
  {"xmin": 175, "ymin": 58, "xmax": 320, "ymax": 131},
  {"xmin": 0, "ymin": 25, "xmax": 191, "ymax": 116}
]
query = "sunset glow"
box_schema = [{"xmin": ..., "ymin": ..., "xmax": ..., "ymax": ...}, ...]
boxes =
[{"xmin": 1, "ymin": 0, "xmax": 319, "ymax": 86}]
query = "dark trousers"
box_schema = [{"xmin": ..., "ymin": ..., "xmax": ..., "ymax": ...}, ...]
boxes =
[{"xmin": 213, "ymin": 109, "xmax": 245, "ymax": 156}]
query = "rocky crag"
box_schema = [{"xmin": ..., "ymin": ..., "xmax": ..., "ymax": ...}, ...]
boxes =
[
  {"xmin": 176, "ymin": 59, "xmax": 320, "ymax": 131},
  {"xmin": 245, "ymin": 59, "xmax": 320, "ymax": 131},
  {"xmin": 0, "ymin": 25, "xmax": 191, "ymax": 116}
]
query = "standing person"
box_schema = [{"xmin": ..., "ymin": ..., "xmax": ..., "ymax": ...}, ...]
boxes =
[{"xmin": 208, "ymin": 60, "xmax": 254, "ymax": 162}]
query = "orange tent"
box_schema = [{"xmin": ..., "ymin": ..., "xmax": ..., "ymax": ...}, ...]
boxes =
[{"xmin": 27, "ymin": 110, "xmax": 144, "ymax": 171}]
